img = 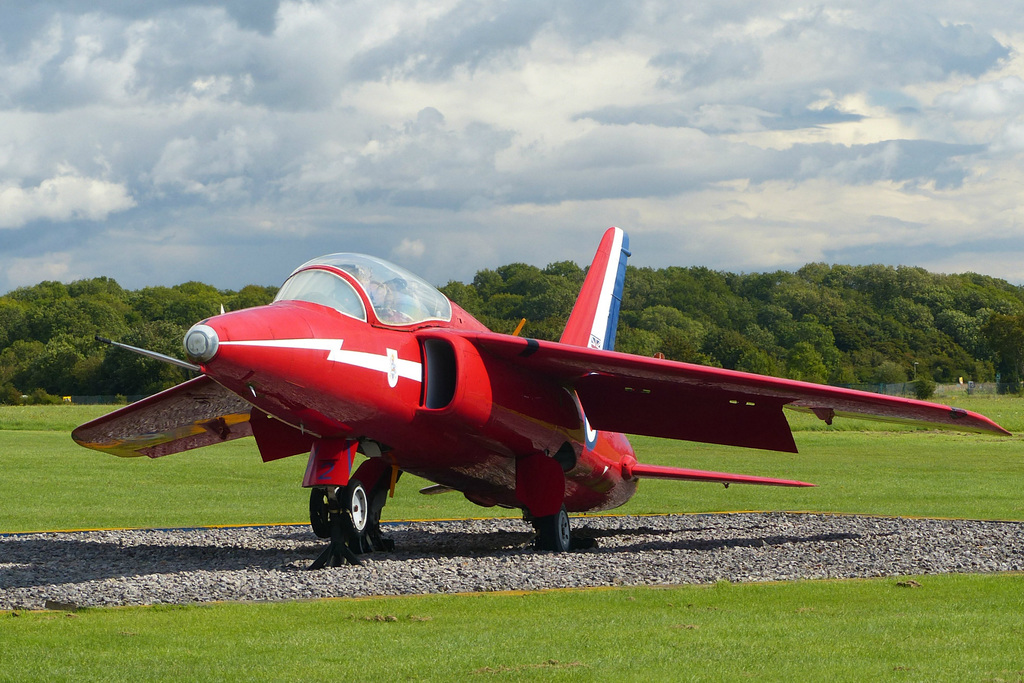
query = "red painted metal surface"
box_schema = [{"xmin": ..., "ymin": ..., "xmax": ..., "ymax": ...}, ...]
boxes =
[{"xmin": 302, "ymin": 439, "xmax": 357, "ymax": 488}]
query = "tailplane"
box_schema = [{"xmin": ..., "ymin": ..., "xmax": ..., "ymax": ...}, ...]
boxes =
[{"xmin": 560, "ymin": 227, "xmax": 630, "ymax": 350}]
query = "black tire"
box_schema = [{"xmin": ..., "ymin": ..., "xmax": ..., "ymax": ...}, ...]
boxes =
[
  {"xmin": 309, "ymin": 487, "xmax": 331, "ymax": 539},
  {"xmin": 343, "ymin": 480, "xmax": 372, "ymax": 554},
  {"xmin": 534, "ymin": 507, "xmax": 572, "ymax": 552}
]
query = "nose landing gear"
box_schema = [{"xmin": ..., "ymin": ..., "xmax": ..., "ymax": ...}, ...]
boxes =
[
  {"xmin": 307, "ymin": 459, "xmax": 400, "ymax": 568},
  {"xmin": 308, "ymin": 481, "xmax": 366, "ymax": 569}
]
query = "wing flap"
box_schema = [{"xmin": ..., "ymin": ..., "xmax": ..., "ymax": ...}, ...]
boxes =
[
  {"xmin": 72, "ymin": 375, "xmax": 254, "ymax": 458},
  {"xmin": 459, "ymin": 331, "xmax": 1010, "ymax": 446},
  {"xmin": 575, "ymin": 373, "xmax": 798, "ymax": 452}
]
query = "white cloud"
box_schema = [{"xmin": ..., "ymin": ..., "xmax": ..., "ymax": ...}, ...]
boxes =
[
  {"xmin": 0, "ymin": 172, "xmax": 135, "ymax": 228},
  {"xmin": 1, "ymin": 1, "xmax": 1024, "ymax": 292},
  {"xmin": 392, "ymin": 238, "xmax": 426, "ymax": 261},
  {"xmin": 937, "ymin": 77, "xmax": 1024, "ymax": 118},
  {"xmin": 4, "ymin": 253, "xmax": 74, "ymax": 289}
]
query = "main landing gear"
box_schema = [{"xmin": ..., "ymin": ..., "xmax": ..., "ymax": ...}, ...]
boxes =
[
  {"xmin": 307, "ymin": 461, "xmax": 398, "ymax": 568},
  {"xmin": 532, "ymin": 506, "xmax": 572, "ymax": 552},
  {"xmin": 516, "ymin": 451, "xmax": 596, "ymax": 553},
  {"xmin": 308, "ymin": 482, "xmax": 364, "ymax": 568},
  {"xmin": 530, "ymin": 506, "xmax": 597, "ymax": 552}
]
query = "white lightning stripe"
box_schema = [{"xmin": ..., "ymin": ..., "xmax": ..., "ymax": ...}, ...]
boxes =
[
  {"xmin": 328, "ymin": 347, "xmax": 422, "ymax": 383},
  {"xmin": 219, "ymin": 338, "xmax": 422, "ymax": 383}
]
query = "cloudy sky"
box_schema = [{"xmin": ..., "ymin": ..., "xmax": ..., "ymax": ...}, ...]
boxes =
[{"xmin": 2, "ymin": 1, "xmax": 1024, "ymax": 293}]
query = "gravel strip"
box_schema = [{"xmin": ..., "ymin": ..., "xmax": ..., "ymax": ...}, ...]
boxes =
[{"xmin": 3, "ymin": 512, "xmax": 1023, "ymax": 610}]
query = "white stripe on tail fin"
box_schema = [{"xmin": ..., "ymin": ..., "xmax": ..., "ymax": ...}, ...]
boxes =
[{"xmin": 560, "ymin": 227, "xmax": 630, "ymax": 350}]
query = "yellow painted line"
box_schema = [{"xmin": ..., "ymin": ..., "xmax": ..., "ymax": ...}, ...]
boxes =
[{"xmin": 0, "ymin": 521, "xmax": 307, "ymax": 536}]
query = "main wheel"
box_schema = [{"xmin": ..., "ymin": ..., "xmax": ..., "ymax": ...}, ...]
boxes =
[{"xmin": 533, "ymin": 507, "xmax": 572, "ymax": 552}]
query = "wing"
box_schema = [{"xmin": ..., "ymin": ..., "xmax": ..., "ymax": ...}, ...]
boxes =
[
  {"xmin": 461, "ymin": 332, "xmax": 1009, "ymax": 453},
  {"xmin": 72, "ymin": 375, "xmax": 254, "ymax": 458}
]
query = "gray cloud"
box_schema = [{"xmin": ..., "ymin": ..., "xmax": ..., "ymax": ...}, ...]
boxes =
[
  {"xmin": 577, "ymin": 103, "xmax": 864, "ymax": 133},
  {"xmin": 1, "ymin": 0, "xmax": 1022, "ymax": 292},
  {"xmin": 349, "ymin": 2, "xmax": 550, "ymax": 81}
]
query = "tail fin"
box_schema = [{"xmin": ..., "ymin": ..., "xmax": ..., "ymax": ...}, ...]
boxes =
[{"xmin": 560, "ymin": 227, "xmax": 630, "ymax": 350}]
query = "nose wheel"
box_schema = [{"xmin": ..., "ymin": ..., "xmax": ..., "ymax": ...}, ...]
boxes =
[{"xmin": 308, "ymin": 481, "xmax": 368, "ymax": 569}]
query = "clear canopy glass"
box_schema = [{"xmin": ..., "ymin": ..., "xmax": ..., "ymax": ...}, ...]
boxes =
[
  {"xmin": 278, "ymin": 253, "xmax": 452, "ymax": 326},
  {"xmin": 274, "ymin": 269, "xmax": 367, "ymax": 321}
]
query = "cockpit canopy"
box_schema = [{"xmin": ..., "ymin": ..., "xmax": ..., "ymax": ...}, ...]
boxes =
[{"xmin": 274, "ymin": 253, "xmax": 452, "ymax": 326}]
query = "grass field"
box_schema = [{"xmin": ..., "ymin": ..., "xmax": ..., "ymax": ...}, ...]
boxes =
[
  {"xmin": 2, "ymin": 398, "xmax": 1024, "ymax": 680},
  {"xmin": 2, "ymin": 398, "xmax": 1022, "ymax": 531},
  {"xmin": 5, "ymin": 575, "xmax": 1024, "ymax": 681}
]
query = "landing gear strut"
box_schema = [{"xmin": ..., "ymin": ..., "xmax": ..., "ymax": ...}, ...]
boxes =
[
  {"xmin": 308, "ymin": 481, "xmax": 366, "ymax": 569},
  {"xmin": 307, "ymin": 461, "xmax": 400, "ymax": 568}
]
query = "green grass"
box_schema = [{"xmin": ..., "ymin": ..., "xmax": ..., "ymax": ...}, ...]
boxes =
[
  {"xmin": 3, "ymin": 400, "xmax": 1024, "ymax": 681},
  {"xmin": 0, "ymin": 404, "xmax": 115, "ymax": 433},
  {"xmin": 3, "ymin": 575, "xmax": 1024, "ymax": 681},
  {"xmin": 2, "ymin": 400, "xmax": 1021, "ymax": 531}
]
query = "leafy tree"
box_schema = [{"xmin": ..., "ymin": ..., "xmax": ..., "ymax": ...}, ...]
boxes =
[
  {"xmin": 4, "ymin": 255, "xmax": 1024, "ymax": 398},
  {"xmin": 0, "ymin": 384, "xmax": 23, "ymax": 405},
  {"xmin": 543, "ymin": 260, "xmax": 585, "ymax": 286},
  {"xmin": 786, "ymin": 342, "xmax": 828, "ymax": 383},
  {"xmin": 981, "ymin": 313, "xmax": 1024, "ymax": 386},
  {"xmin": 737, "ymin": 347, "xmax": 778, "ymax": 376},
  {"xmin": 440, "ymin": 280, "xmax": 484, "ymax": 316},
  {"xmin": 1, "ymin": 339, "xmax": 45, "ymax": 389},
  {"xmin": 23, "ymin": 334, "xmax": 86, "ymax": 395},
  {"xmin": 870, "ymin": 360, "xmax": 909, "ymax": 384},
  {"xmin": 228, "ymin": 285, "xmax": 278, "ymax": 311},
  {"xmin": 615, "ymin": 327, "xmax": 662, "ymax": 357},
  {"xmin": 0, "ymin": 299, "xmax": 27, "ymax": 348},
  {"xmin": 165, "ymin": 282, "xmax": 224, "ymax": 326},
  {"xmin": 98, "ymin": 321, "xmax": 193, "ymax": 395},
  {"xmin": 915, "ymin": 376, "xmax": 937, "ymax": 400}
]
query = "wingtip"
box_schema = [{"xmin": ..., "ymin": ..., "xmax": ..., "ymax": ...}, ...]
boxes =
[{"xmin": 952, "ymin": 407, "xmax": 1012, "ymax": 436}]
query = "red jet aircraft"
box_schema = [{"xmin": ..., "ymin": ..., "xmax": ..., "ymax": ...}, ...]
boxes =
[{"xmin": 74, "ymin": 228, "xmax": 1010, "ymax": 566}]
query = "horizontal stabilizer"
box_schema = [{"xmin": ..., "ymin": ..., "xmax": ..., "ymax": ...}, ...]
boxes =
[{"xmin": 624, "ymin": 461, "xmax": 815, "ymax": 487}]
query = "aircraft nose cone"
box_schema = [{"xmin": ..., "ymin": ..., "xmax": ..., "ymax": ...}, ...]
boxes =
[{"xmin": 184, "ymin": 324, "xmax": 220, "ymax": 363}]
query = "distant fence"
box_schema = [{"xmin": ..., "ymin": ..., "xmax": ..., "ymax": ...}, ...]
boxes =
[
  {"xmin": 68, "ymin": 395, "xmax": 148, "ymax": 405},
  {"xmin": 839, "ymin": 383, "xmax": 1016, "ymax": 398}
]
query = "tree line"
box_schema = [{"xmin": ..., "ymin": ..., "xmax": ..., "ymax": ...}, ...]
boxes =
[
  {"xmin": 3, "ymin": 261, "xmax": 1024, "ymax": 403},
  {"xmin": 441, "ymin": 260, "xmax": 1024, "ymax": 396},
  {"xmin": 0, "ymin": 279, "xmax": 277, "ymax": 404}
]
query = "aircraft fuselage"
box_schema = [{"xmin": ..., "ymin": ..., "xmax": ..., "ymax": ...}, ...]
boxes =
[{"xmin": 193, "ymin": 296, "xmax": 638, "ymax": 514}]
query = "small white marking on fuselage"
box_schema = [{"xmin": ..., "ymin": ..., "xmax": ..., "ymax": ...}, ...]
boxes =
[{"xmin": 386, "ymin": 348, "xmax": 399, "ymax": 388}]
